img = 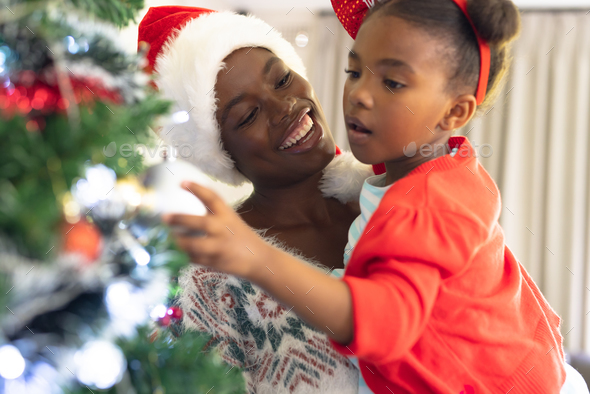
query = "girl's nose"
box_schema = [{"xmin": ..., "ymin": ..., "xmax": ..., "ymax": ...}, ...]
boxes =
[{"xmin": 347, "ymin": 79, "xmax": 374, "ymax": 109}]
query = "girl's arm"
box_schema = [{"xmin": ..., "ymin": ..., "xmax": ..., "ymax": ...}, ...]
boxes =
[{"xmin": 163, "ymin": 181, "xmax": 354, "ymax": 344}]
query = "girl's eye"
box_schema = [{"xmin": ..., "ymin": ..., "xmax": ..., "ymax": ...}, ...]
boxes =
[
  {"xmin": 277, "ymin": 71, "xmax": 292, "ymax": 88},
  {"xmin": 344, "ymin": 68, "xmax": 360, "ymax": 79},
  {"xmin": 239, "ymin": 108, "xmax": 258, "ymax": 128},
  {"xmin": 385, "ymin": 79, "xmax": 404, "ymax": 89}
]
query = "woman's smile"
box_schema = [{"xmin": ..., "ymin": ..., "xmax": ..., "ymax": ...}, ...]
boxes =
[
  {"xmin": 278, "ymin": 109, "xmax": 324, "ymax": 154},
  {"xmin": 215, "ymin": 47, "xmax": 334, "ymax": 187}
]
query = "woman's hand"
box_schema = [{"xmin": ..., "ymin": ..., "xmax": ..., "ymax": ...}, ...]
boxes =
[{"xmin": 162, "ymin": 181, "xmax": 268, "ymax": 278}]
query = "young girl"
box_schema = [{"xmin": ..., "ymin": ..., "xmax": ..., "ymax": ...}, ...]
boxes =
[{"xmin": 163, "ymin": 0, "xmax": 584, "ymax": 392}]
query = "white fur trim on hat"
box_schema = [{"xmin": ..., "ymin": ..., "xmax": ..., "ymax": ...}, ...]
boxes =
[
  {"xmin": 154, "ymin": 11, "xmax": 307, "ymax": 186},
  {"xmin": 319, "ymin": 151, "xmax": 374, "ymax": 203}
]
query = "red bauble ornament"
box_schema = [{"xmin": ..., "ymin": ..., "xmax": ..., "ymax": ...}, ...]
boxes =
[
  {"xmin": 62, "ymin": 219, "xmax": 103, "ymax": 263},
  {"xmin": 157, "ymin": 315, "xmax": 171, "ymax": 327},
  {"xmin": 0, "ymin": 69, "xmax": 124, "ymax": 123},
  {"xmin": 167, "ymin": 306, "xmax": 183, "ymax": 320}
]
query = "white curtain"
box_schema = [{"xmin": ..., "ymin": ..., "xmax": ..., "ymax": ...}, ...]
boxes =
[
  {"xmin": 269, "ymin": 10, "xmax": 590, "ymax": 354},
  {"xmin": 458, "ymin": 11, "xmax": 590, "ymax": 354}
]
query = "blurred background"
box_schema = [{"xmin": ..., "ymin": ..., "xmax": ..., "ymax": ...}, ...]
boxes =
[{"xmin": 121, "ymin": 0, "xmax": 590, "ymax": 380}]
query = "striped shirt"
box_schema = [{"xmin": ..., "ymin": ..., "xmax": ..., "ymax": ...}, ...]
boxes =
[{"xmin": 331, "ymin": 173, "xmax": 390, "ymax": 393}]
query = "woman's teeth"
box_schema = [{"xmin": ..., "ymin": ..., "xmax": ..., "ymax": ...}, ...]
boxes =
[{"xmin": 279, "ymin": 115, "xmax": 314, "ymax": 150}]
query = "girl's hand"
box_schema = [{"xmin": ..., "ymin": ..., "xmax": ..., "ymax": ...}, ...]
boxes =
[
  {"xmin": 162, "ymin": 181, "xmax": 267, "ymax": 278},
  {"xmin": 164, "ymin": 182, "xmax": 354, "ymax": 344}
]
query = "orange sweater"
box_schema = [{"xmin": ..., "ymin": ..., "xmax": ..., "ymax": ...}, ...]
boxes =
[{"xmin": 331, "ymin": 136, "xmax": 566, "ymax": 393}]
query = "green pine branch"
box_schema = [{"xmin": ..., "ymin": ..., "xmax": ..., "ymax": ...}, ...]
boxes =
[
  {"xmin": 0, "ymin": 94, "xmax": 170, "ymax": 260},
  {"xmin": 65, "ymin": 326, "xmax": 245, "ymax": 394},
  {"xmin": 68, "ymin": 0, "xmax": 145, "ymax": 27},
  {"xmin": 2, "ymin": 0, "xmax": 145, "ymax": 27}
]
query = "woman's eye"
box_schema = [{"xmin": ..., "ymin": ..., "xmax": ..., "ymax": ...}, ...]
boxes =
[
  {"xmin": 385, "ymin": 79, "xmax": 404, "ymax": 89},
  {"xmin": 277, "ymin": 72, "xmax": 291, "ymax": 88},
  {"xmin": 239, "ymin": 108, "xmax": 258, "ymax": 128},
  {"xmin": 344, "ymin": 68, "xmax": 360, "ymax": 79}
]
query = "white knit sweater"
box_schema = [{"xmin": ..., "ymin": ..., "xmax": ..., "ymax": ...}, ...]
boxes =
[{"xmin": 177, "ymin": 152, "xmax": 372, "ymax": 394}]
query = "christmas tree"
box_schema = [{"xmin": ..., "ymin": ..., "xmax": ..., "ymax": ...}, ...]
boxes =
[{"xmin": 0, "ymin": 0, "xmax": 244, "ymax": 392}]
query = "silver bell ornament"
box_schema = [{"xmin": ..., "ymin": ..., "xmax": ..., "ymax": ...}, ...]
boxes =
[{"xmin": 141, "ymin": 152, "xmax": 210, "ymax": 217}]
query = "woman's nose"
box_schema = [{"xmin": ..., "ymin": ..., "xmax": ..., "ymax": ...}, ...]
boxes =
[
  {"xmin": 347, "ymin": 78, "xmax": 374, "ymax": 109},
  {"xmin": 270, "ymin": 95, "xmax": 296, "ymax": 127}
]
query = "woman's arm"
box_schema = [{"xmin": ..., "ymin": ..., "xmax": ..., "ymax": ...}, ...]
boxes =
[{"xmin": 163, "ymin": 181, "xmax": 354, "ymax": 344}]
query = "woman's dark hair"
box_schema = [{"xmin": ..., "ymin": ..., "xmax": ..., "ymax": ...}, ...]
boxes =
[{"xmin": 366, "ymin": 0, "xmax": 521, "ymax": 111}]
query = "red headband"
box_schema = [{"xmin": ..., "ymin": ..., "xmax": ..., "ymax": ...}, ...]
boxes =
[
  {"xmin": 450, "ymin": 0, "xmax": 490, "ymax": 105},
  {"xmin": 331, "ymin": 0, "xmax": 490, "ymax": 105}
]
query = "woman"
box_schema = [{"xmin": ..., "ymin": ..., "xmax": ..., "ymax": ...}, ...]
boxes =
[{"xmin": 138, "ymin": 6, "xmax": 372, "ymax": 393}]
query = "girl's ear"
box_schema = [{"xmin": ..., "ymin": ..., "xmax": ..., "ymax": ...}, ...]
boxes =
[{"xmin": 438, "ymin": 94, "xmax": 477, "ymax": 131}]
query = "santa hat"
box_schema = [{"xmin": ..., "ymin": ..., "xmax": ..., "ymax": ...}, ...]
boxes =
[
  {"xmin": 138, "ymin": 6, "xmax": 307, "ymax": 186},
  {"xmin": 138, "ymin": 6, "xmax": 373, "ymax": 201}
]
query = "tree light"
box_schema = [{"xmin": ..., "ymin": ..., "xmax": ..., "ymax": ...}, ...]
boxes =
[
  {"xmin": 75, "ymin": 341, "xmax": 126, "ymax": 389},
  {"xmin": 0, "ymin": 345, "xmax": 26, "ymax": 380}
]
